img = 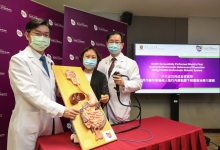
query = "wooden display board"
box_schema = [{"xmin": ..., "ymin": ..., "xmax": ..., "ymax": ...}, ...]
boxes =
[{"xmin": 52, "ymin": 65, "xmax": 117, "ymax": 150}]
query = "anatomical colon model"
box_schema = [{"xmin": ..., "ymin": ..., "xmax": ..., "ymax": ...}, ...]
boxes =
[{"xmin": 65, "ymin": 68, "xmax": 106, "ymax": 141}]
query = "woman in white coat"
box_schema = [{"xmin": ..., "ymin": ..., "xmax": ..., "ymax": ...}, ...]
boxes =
[
  {"xmin": 7, "ymin": 18, "xmax": 79, "ymax": 150},
  {"xmin": 97, "ymin": 31, "xmax": 143, "ymax": 125}
]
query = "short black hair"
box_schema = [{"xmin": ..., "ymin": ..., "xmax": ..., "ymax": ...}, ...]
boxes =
[
  {"xmin": 26, "ymin": 18, "xmax": 52, "ymax": 34},
  {"xmin": 79, "ymin": 46, "xmax": 102, "ymax": 62},
  {"xmin": 106, "ymin": 30, "xmax": 124, "ymax": 43}
]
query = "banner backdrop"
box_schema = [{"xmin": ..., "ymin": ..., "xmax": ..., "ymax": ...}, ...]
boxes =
[
  {"xmin": 62, "ymin": 6, "xmax": 127, "ymax": 66},
  {"xmin": 0, "ymin": 0, "xmax": 63, "ymax": 149},
  {"xmin": 0, "ymin": 2, "xmax": 127, "ymax": 149}
]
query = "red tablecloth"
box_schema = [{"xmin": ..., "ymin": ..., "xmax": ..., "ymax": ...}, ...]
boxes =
[{"xmin": 36, "ymin": 116, "xmax": 207, "ymax": 150}]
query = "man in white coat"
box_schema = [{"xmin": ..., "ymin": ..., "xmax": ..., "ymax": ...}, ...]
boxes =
[
  {"xmin": 97, "ymin": 31, "xmax": 143, "ymax": 125},
  {"xmin": 7, "ymin": 18, "xmax": 79, "ymax": 150}
]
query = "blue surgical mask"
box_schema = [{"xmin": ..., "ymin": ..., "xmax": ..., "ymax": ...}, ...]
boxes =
[
  {"xmin": 83, "ymin": 58, "xmax": 97, "ymax": 70},
  {"xmin": 107, "ymin": 43, "xmax": 121, "ymax": 54}
]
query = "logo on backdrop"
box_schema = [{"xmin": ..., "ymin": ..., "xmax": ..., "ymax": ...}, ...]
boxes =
[
  {"xmin": 16, "ymin": 29, "xmax": 23, "ymax": 37},
  {"xmin": 49, "ymin": 19, "xmax": 63, "ymax": 28},
  {"xmin": 69, "ymin": 54, "xmax": 79, "ymax": 60},
  {"xmin": 91, "ymin": 40, "xmax": 95, "ymax": 46},
  {"xmin": 47, "ymin": 54, "xmax": 62, "ymax": 60},
  {"xmin": 49, "ymin": 19, "xmax": 53, "ymax": 26},
  {"xmin": 71, "ymin": 19, "xmax": 88, "ymax": 28},
  {"xmin": 96, "ymin": 42, "xmax": 105, "ymax": 47},
  {"xmin": 0, "ymin": 72, "xmax": 5, "ymax": 75},
  {"xmin": 196, "ymin": 45, "xmax": 203, "ymax": 52},
  {"xmin": 21, "ymin": 10, "xmax": 38, "ymax": 19},
  {"xmin": 69, "ymin": 54, "xmax": 74, "ymax": 60},
  {"xmin": 50, "ymin": 38, "xmax": 62, "ymax": 44},
  {"xmin": 0, "ymin": 27, "xmax": 7, "ymax": 33},
  {"xmin": 0, "ymin": 49, "xmax": 10, "ymax": 55},
  {"xmin": 53, "ymin": 56, "xmax": 62, "ymax": 60},
  {"xmin": 94, "ymin": 24, "xmax": 108, "ymax": 32},
  {"xmin": 71, "ymin": 19, "xmax": 76, "ymax": 26},
  {"xmin": 73, "ymin": 39, "xmax": 85, "ymax": 44},
  {"xmin": 91, "ymin": 40, "xmax": 105, "ymax": 47},
  {"xmin": 67, "ymin": 36, "xmax": 72, "ymax": 43},
  {"xmin": 21, "ymin": 10, "xmax": 27, "ymax": 18},
  {"xmin": 67, "ymin": 36, "xmax": 86, "ymax": 44},
  {"xmin": 94, "ymin": 25, "xmax": 98, "ymax": 31},
  {"xmin": 47, "ymin": 54, "xmax": 52, "ymax": 59},
  {"xmin": 0, "ymin": 4, "xmax": 12, "ymax": 12},
  {"xmin": 54, "ymin": 22, "xmax": 63, "ymax": 28},
  {"xmin": 0, "ymin": 92, "xmax": 7, "ymax": 96}
]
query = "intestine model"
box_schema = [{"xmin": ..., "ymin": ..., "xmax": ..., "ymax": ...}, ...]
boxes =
[{"xmin": 65, "ymin": 68, "xmax": 106, "ymax": 141}]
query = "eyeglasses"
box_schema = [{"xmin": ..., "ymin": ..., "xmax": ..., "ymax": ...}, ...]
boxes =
[
  {"xmin": 30, "ymin": 31, "xmax": 50, "ymax": 38},
  {"xmin": 108, "ymin": 41, "xmax": 122, "ymax": 45}
]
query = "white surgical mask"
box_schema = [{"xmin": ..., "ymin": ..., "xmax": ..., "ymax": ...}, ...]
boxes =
[
  {"xmin": 30, "ymin": 35, "xmax": 50, "ymax": 51},
  {"xmin": 107, "ymin": 43, "xmax": 121, "ymax": 54}
]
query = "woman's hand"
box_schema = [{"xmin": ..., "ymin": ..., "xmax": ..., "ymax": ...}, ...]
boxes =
[{"xmin": 100, "ymin": 94, "xmax": 109, "ymax": 104}]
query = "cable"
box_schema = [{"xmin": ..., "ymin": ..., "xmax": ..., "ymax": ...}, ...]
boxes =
[
  {"xmin": 210, "ymin": 141, "xmax": 219, "ymax": 147},
  {"xmin": 210, "ymin": 142, "xmax": 220, "ymax": 150},
  {"xmin": 69, "ymin": 139, "xmax": 80, "ymax": 147},
  {"xmin": 117, "ymin": 125, "xmax": 153, "ymax": 142},
  {"xmin": 110, "ymin": 72, "xmax": 142, "ymax": 134},
  {"xmin": 205, "ymin": 136, "xmax": 220, "ymax": 149}
]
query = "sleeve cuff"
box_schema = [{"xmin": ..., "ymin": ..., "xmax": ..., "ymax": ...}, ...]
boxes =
[{"xmin": 58, "ymin": 105, "xmax": 66, "ymax": 117}]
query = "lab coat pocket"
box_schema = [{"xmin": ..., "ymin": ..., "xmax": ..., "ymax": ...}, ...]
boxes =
[{"xmin": 20, "ymin": 111, "xmax": 40, "ymax": 134}]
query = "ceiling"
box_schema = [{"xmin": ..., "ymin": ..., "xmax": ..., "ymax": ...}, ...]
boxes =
[{"xmin": 33, "ymin": 0, "xmax": 220, "ymax": 18}]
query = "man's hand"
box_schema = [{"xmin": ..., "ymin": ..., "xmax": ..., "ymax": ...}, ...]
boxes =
[
  {"xmin": 63, "ymin": 107, "xmax": 79, "ymax": 120},
  {"xmin": 100, "ymin": 94, "xmax": 109, "ymax": 104},
  {"xmin": 113, "ymin": 75, "xmax": 125, "ymax": 87}
]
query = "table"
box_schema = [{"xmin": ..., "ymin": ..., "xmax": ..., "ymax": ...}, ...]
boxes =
[{"xmin": 36, "ymin": 116, "xmax": 207, "ymax": 150}]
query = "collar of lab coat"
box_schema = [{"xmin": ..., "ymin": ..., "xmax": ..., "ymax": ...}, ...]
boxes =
[
  {"xmin": 109, "ymin": 52, "xmax": 124, "ymax": 63},
  {"xmin": 24, "ymin": 46, "xmax": 53, "ymax": 77}
]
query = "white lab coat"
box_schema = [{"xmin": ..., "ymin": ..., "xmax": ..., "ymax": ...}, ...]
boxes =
[
  {"xmin": 97, "ymin": 53, "xmax": 142, "ymax": 124},
  {"xmin": 7, "ymin": 46, "xmax": 66, "ymax": 150}
]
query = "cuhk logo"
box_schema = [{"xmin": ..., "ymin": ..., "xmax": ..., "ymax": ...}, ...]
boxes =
[
  {"xmin": 21, "ymin": 10, "xmax": 27, "ymax": 18},
  {"xmin": 48, "ymin": 19, "xmax": 53, "ymax": 26},
  {"xmin": 140, "ymin": 45, "xmax": 143, "ymax": 50},
  {"xmin": 91, "ymin": 40, "xmax": 95, "ymax": 46},
  {"xmin": 47, "ymin": 54, "xmax": 52, "ymax": 59},
  {"xmin": 67, "ymin": 36, "xmax": 72, "ymax": 43},
  {"xmin": 69, "ymin": 54, "xmax": 74, "ymax": 60},
  {"xmin": 196, "ymin": 45, "xmax": 203, "ymax": 52},
  {"xmin": 17, "ymin": 29, "xmax": 23, "ymax": 37},
  {"xmin": 71, "ymin": 19, "xmax": 76, "ymax": 26},
  {"xmin": 94, "ymin": 25, "xmax": 98, "ymax": 31}
]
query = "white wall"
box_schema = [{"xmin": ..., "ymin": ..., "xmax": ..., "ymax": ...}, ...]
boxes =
[
  {"xmin": 93, "ymin": 13, "xmax": 121, "ymax": 22},
  {"xmin": 188, "ymin": 17, "xmax": 220, "ymax": 44}
]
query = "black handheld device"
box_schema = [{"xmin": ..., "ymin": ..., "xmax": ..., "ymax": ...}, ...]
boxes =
[{"xmin": 112, "ymin": 71, "xmax": 120, "ymax": 76}]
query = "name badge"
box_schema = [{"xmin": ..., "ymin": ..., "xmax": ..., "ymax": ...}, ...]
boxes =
[{"xmin": 115, "ymin": 65, "xmax": 126, "ymax": 70}]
